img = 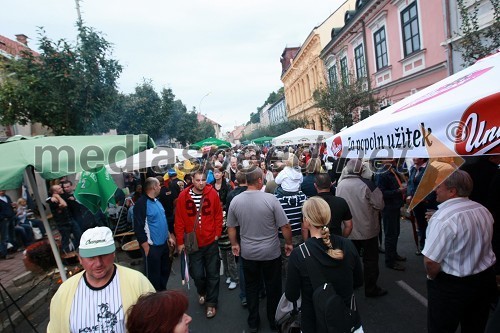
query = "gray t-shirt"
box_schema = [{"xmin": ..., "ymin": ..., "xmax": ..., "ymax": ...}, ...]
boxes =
[{"xmin": 227, "ymin": 190, "xmax": 289, "ymax": 261}]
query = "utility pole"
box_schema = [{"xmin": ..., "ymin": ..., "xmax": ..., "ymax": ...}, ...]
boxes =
[{"xmin": 75, "ymin": 0, "xmax": 83, "ymax": 25}]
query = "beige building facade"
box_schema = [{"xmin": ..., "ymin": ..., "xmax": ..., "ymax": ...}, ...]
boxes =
[{"xmin": 280, "ymin": 0, "xmax": 356, "ymax": 131}]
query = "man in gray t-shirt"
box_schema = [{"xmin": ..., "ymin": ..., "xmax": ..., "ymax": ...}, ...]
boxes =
[{"xmin": 227, "ymin": 167, "xmax": 292, "ymax": 332}]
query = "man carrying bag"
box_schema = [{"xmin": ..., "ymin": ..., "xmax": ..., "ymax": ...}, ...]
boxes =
[{"xmin": 175, "ymin": 170, "xmax": 223, "ymax": 319}]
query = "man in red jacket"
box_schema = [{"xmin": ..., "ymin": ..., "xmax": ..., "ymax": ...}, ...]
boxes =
[{"xmin": 175, "ymin": 169, "xmax": 223, "ymax": 319}]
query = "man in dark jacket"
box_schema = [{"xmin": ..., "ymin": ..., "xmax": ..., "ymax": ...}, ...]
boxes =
[
  {"xmin": 134, "ymin": 177, "xmax": 176, "ymax": 291},
  {"xmin": 375, "ymin": 159, "xmax": 407, "ymax": 271},
  {"xmin": 314, "ymin": 173, "xmax": 352, "ymax": 237},
  {"xmin": 0, "ymin": 190, "xmax": 16, "ymax": 259}
]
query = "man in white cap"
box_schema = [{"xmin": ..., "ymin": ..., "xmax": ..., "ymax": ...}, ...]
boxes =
[{"xmin": 47, "ymin": 226, "xmax": 154, "ymax": 333}]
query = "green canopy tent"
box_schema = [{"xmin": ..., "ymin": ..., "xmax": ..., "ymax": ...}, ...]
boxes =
[
  {"xmin": 0, "ymin": 134, "xmax": 155, "ymax": 281},
  {"xmin": 252, "ymin": 136, "xmax": 274, "ymax": 144},
  {"xmin": 189, "ymin": 137, "xmax": 231, "ymax": 149}
]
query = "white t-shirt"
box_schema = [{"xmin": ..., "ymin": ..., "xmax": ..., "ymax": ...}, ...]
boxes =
[{"xmin": 69, "ymin": 266, "xmax": 125, "ymax": 333}]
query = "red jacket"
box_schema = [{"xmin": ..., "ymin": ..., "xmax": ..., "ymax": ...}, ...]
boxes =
[{"xmin": 175, "ymin": 184, "xmax": 223, "ymax": 248}]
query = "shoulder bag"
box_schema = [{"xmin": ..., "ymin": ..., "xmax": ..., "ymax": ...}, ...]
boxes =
[{"xmin": 183, "ymin": 196, "xmax": 205, "ymax": 254}]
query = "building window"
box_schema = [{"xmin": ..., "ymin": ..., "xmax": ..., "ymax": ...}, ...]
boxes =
[
  {"xmin": 401, "ymin": 1, "xmax": 420, "ymax": 56},
  {"xmin": 374, "ymin": 27, "xmax": 388, "ymax": 70},
  {"xmin": 328, "ymin": 64, "xmax": 338, "ymax": 86},
  {"xmin": 340, "ymin": 56, "xmax": 349, "ymax": 84},
  {"xmin": 354, "ymin": 44, "xmax": 366, "ymax": 78}
]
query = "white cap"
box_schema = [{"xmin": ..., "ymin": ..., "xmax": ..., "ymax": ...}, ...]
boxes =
[{"xmin": 79, "ymin": 227, "xmax": 115, "ymax": 258}]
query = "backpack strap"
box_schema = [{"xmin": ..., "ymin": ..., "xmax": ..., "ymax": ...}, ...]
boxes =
[{"xmin": 299, "ymin": 242, "xmax": 329, "ymax": 290}]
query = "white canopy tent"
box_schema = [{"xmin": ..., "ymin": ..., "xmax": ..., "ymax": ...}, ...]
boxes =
[
  {"xmin": 272, "ymin": 128, "xmax": 333, "ymax": 146},
  {"xmin": 325, "ymin": 52, "xmax": 500, "ymax": 159},
  {"xmin": 106, "ymin": 147, "xmax": 202, "ymax": 174}
]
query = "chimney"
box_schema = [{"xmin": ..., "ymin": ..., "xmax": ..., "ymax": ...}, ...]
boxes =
[{"xmin": 15, "ymin": 34, "xmax": 28, "ymax": 46}]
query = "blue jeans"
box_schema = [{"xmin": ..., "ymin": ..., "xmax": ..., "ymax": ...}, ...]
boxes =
[
  {"xmin": 382, "ymin": 208, "xmax": 401, "ymax": 266},
  {"xmin": 242, "ymin": 256, "xmax": 282, "ymax": 330},
  {"xmin": 188, "ymin": 241, "xmax": 220, "ymax": 307},
  {"xmin": 15, "ymin": 223, "xmax": 34, "ymax": 246},
  {"xmin": 1, "ymin": 217, "xmax": 16, "ymax": 256},
  {"xmin": 28, "ymin": 219, "xmax": 46, "ymax": 236},
  {"xmin": 58, "ymin": 219, "xmax": 82, "ymax": 252}
]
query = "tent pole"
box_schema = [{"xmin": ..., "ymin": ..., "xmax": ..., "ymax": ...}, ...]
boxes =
[{"xmin": 25, "ymin": 169, "xmax": 67, "ymax": 281}]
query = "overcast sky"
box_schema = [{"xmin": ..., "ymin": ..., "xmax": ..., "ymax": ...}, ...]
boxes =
[{"xmin": 3, "ymin": 0, "xmax": 344, "ymax": 133}]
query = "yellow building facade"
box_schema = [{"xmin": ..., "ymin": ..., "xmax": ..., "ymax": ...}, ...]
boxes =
[{"xmin": 281, "ymin": 0, "xmax": 355, "ymax": 131}]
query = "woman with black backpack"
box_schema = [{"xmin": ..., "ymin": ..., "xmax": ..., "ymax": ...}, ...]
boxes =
[{"xmin": 284, "ymin": 197, "xmax": 363, "ymax": 333}]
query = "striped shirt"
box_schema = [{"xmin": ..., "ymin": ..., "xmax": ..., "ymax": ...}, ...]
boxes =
[
  {"xmin": 275, "ymin": 191, "xmax": 306, "ymax": 237},
  {"xmin": 422, "ymin": 197, "xmax": 496, "ymax": 277},
  {"xmin": 69, "ymin": 266, "xmax": 125, "ymax": 333},
  {"xmin": 190, "ymin": 189, "xmax": 203, "ymax": 226}
]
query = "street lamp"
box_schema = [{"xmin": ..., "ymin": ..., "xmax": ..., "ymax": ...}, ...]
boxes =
[{"xmin": 199, "ymin": 92, "xmax": 211, "ymax": 115}]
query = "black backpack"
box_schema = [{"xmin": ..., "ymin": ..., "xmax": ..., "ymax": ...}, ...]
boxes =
[{"xmin": 299, "ymin": 243, "xmax": 361, "ymax": 333}]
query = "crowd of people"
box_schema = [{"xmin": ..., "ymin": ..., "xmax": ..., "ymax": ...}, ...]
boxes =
[{"xmin": 2, "ymin": 142, "xmax": 498, "ymax": 333}]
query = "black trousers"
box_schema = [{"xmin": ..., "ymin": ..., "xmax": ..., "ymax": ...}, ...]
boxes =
[
  {"xmin": 242, "ymin": 256, "xmax": 282, "ymax": 330},
  {"xmin": 427, "ymin": 267, "xmax": 496, "ymax": 333},
  {"xmin": 143, "ymin": 243, "xmax": 171, "ymax": 291},
  {"xmin": 352, "ymin": 236, "xmax": 380, "ymax": 295}
]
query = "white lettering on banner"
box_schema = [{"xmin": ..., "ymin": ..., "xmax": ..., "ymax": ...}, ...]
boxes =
[
  {"xmin": 462, "ymin": 113, "xmax": 500, "ymax": 153},
  {"xmin": 347, "ymin": 123, "xmax": 433, "ymax": 154}
]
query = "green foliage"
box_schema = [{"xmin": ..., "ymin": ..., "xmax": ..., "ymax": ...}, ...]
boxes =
[
  {"xmin": 0, "ymin": 24, "xmax": 122, "ymax": 135},
  {"xmin": 241, "ymin": 119, "xmax": 308, "ymax": 141},
  {"xmin": 457, "ymin": 0, "xmax": 500, "ymax": 67},
  {"xmin": 116, "ymin": 80, "xmax": 167, "ymax": 140},
  {"xmin": 174, "ymin": 109, "xmax": 198, "ymax": 146},
  {"xmin": 195, "ymin": 120, "xmax": 216, "ymax": 142},
  {"xmin": 313, "ymin": 73, "xmax": 379, "ymax": 133},
  {"xmin": 249, "ymin": 111, "xmax": 260, "ymax": 124}
]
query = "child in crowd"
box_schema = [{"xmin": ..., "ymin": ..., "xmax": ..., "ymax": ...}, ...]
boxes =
[
  {"xmin": 275, "ymin": 154, "xmax": 303, "ymax": 194},
  {"xmin": 16, "ymin": 198, "xmax": 46, "ymax": 238}
]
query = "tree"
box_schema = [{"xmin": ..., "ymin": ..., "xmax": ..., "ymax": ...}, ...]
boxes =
[
  {"xmin": 116, "ymin": 80, "xmax": 168, "ymax": 141},
  {"xmin": 194, "ymin": 120, "xmax": 216, "ymax": 142},
  {"xmin": 0, "ymin": 24, "xmax": 122, "ymax": 135},
  {"xmin": 241, "ymin": 119, "xmax": 308, "ymax": 141},
  {"xmin": 457, "ymin": 0, "xmax": 500, "ymax": 67},
  {"xmin": 174, "ymin": 108, "xmax": 198, "ymax": 146},
  {"xmin": 313, "ymin": 73, "xmax": 380, "ymax": 133}
]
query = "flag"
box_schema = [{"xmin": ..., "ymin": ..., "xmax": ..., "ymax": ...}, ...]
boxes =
[{"xmin": 74, "ymin": 166, "xmax": 118, "ymax": 214}]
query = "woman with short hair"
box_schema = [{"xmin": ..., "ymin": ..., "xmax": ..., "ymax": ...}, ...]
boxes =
[{"xmin": 126, "ymin": 290, "xmax": 192, "ymax": 333}]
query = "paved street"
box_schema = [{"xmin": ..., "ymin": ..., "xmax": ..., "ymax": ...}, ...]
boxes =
[{"xmin": 3, "ymin": 218, "xmax": 437, "ymax": 332}]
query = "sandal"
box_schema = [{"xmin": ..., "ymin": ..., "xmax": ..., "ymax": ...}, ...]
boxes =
[
  {"xmin": 206, "ymin": 306, "xmax": 216, "ymax": 319},
  {"xmin": 198, "ymin": 295, "xmax": 205, "ymax": 305}
]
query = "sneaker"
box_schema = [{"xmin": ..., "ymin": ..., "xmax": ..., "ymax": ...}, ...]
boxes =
[
  {"xmin": 225, "ymin": 277, "xmax": 231, "ymax": 284},
  {"xmin": 396, "ymin": 254, "xmax": 407, "ymax": 261},
  {"xmin": 241, "ymin": 297, "xmax": 247, "ymax": 307},
  {"xmin": 228, "ymin": 281, "xmax": 237, "ymax": 290}
]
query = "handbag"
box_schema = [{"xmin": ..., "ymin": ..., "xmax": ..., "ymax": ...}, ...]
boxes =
[
  {"xmin": 275, "ymin": 293, "xmax": 302, "ymax": 333},
  {"xmin": 183, "ymin": 196, "xmax": 205, "ymax": 254}
]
